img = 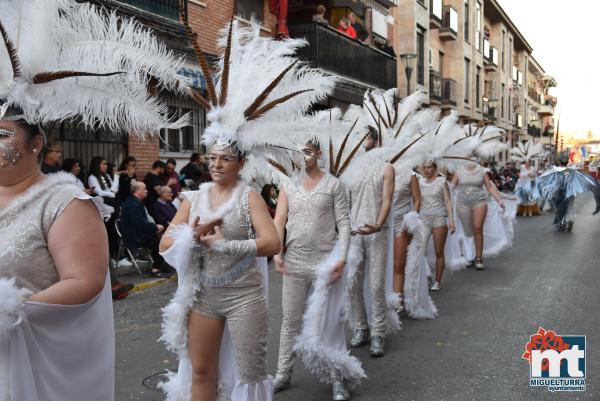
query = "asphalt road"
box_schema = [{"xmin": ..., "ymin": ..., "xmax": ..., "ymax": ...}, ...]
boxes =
[{"xmin": 115, "ymin": 195, "xmax": 600, "ymax": 401}]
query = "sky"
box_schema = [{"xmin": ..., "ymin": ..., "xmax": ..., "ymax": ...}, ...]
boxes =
[{"xmin": 498, "ymin": 0, "xmax": 598, "ymax": 140}]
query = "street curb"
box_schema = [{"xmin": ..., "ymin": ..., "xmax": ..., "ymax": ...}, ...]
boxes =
[{"xmin": 129, "ymin": 276, "xmax": 177, "ymax": 294}]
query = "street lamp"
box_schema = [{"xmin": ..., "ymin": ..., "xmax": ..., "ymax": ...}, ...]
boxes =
[{"xmin": 399, "ymin": 53, "xmax": 417, "ymax": 97}]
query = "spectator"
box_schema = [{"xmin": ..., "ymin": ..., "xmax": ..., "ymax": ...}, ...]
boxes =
[
  {"xmin": 117, "ymin": 156, "xmax": 137, "ymax": 204},
  {"xmin": 179, "ymin": 153, "xmax": 204, "ymax": 188},
  {"xmin": 88, "ymin": 156, "xmax": 133, "ymax": 295},
  {"xmin": 161, "ymin": 158, "xmax": 182, "ymax": 197},
  {"xmin": 150, "ymin": 186, "xmax": 177, "ymax": 227},
  {"xmin": 349, "ymin": 12, "xmax": 368, "ymax": 42},
  {"xmin": 120, "ymin": 182, "xmax": 170, "ymax": 278},
  {"xmin": 312, "ymin": 4, "xmax": 328, "ymax": 25},
  {"xmin": 337, "ymin": 18, "xmax": 357, "ymax": 39},
  {"xmin": 261, "ymin": 184, "xmax": 278, "ymax": 218},
  {"xmin": 62, "ymin": 158, "xmax": 93, "ymax": 195},
  {"xmin": 41, "ymin": 144, "xmax": 62, "ymax": 174},
  {"xmin": 144, "ymin": 160, "xmax": 165, "ymax": 207}
]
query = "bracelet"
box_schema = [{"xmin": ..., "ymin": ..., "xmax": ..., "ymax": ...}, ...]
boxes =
[{"xmin": 211, "ymin": 239, "xmax": 257, "ymax": 257}]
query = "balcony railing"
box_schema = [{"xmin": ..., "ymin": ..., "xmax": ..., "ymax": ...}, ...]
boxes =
[
  {"xmin": 440, "ymin": 6, "xmax": 458, "ymax": 40},
  {"xmin": 430, "ymin": 0, "xmax": 443, "ymax": 28},
  {"xmin": 442, "ymin": 78, "xmax": 457, "ymax": 106},
  {"xmin": 116, "ymin": 0, "xmax": 183, "ymax": 21},
  {"xmin": 430, "ymin": 69, "xmax": 442, "ymax": 102},
  {"xmin": 288, "ymin": 23, "xmax": 397, "ymax": 90}
]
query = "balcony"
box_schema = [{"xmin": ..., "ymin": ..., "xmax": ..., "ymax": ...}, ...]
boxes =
[
  {"xmin": 442, "ymin": 78, "xmax": 457, "ymax": 106},
  {"xmin": 483, "ymin": 40, "xmax": 498, "ymax": 71},
  {"xmin": 538, "ymin": 103, "xmax": 555, "ymax": 116},
  {"xmin": 440, "ymin": 6, "xmax": 458, "ymax": 41},
  {"xmin": 429, "ymin": 69, "xmax": 442, "ymax": 104},
  {"xmin": 430, "ymin": 0, "xmax": 443, "ymax": 29},
  {"xmin": 288, "ymin": 23, "xmax": 397, "ymax": 90},
  {"xmin": 93, "ymin": 0, "xmax": 187, "ymax": 40}
]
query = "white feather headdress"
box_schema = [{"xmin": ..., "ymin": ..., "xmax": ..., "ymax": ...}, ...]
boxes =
[
  {"xmin": 511, "ymin": 140, "xmax": 545, "ymax": 162},
  {"xmin": 179, "ymin": 15, "xmax": 334, "ymax": 154},
  {"xmin": 0, "ymin": 0, "xmax": 187, "ymax": 133}
]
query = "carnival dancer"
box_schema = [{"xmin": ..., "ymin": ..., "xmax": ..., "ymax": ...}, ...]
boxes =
[
  {"xmin": 272, "ymin": 141, "xmax": 364, "ymax": 400},
  {"xmin": 158, "ymin": 15, "xmax": 335, "ymax": 401},
  {"xmin": 357, "ymin": 89, "xmax": 437, "ymax": 319},
  {"xmin": 419, "ymin": 160, "xmax": 455, "ymax": 291},
  {"xmin": 0, "ymin": 1, "xmax": 187, "ymax": 400},
  {"xmin": 536, "ymin": 153, "xmax": 600, "ymax": 232},
  {"xmin": 345, "ymin": 127, "xmax": 395, "ymax": 357},
  {"xmin": 512, "ymin": 140, "xmax": 545, "ymax": 216},
  {"xmin": 451, "ymin": 162, "xmax": 505, "ymax": 269}
]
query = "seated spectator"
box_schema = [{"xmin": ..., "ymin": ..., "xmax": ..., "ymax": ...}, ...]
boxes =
[
  {"xmin": 312, "ymin": 4, "xmax": 328, "ymax": 25},
  {"xmin": 150, "ymin": 186, "xmax": 177, "ymax": 228},
  {"xmin": 144, "ymin": 160, "xmax": 165, "ymax": 207},
  {"xmin": 41, "ymin": 144, "xmax": 62, "ymax": 174},
  {"xmin": 120, "ymin": 182, "xmax": 171, "ymax": 278},
  {"xmin": 179, "ymin": 152, "xmax": 204, "ymax": 188},
  {"xmin": 62, "ymin": 158, "xmax": 94, "ymax": 195},
  {"xmin": 117, "ymin": 156, "xmax": 137, "ymax": 204},
  {"xmin": 337, "ymin": 18, "xmax": 357, "ymax": 39},
  {"xmin": 161, "ymin": 158, "xmax": 182, "ymax": 198},
  {"xmin": 349, "ymin": 12, "xmax": 368, "ymax": 42}
]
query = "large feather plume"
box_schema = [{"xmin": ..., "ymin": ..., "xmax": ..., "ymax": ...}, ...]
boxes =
[
  {"xmin": 0, "ymin": 0, "xmax": 187, "ymax": 133},
  {"xmin": 511, "ymin": 139, "xmax": 545, "ymax": 162},
  {"xmin": 202, "ymin": 20, "xmax": 335, "ymax": 151}
]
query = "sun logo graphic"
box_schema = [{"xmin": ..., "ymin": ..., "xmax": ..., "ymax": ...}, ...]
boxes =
[{"xmin": 522, "ymin": 327, "xmax": 586, "ymax": 392}]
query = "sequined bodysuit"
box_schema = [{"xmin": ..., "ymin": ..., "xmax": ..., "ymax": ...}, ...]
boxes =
[
  {"xmin": 185, "ymin": 184, "xmax": 268, "ymax": 384},
  {"xmin": 276, "ymin": 174, "xmax": 351, "ymax": 377},
  {"xmin": 393, "ymin": 168, "xmax": 415, "ymax": 235}
]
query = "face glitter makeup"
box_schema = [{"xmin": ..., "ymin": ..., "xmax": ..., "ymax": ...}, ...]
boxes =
[{"xmin": 0, "ymin": 128, "xmax": 22, "ymax": 168}]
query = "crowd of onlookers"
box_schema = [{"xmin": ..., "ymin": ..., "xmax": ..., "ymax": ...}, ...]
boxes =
[
  {"xmin": 312, "ymin": 4, "xmax": 396, "ymax": 57},
  {"xmin": 41, "ymin": 145, "xmax": 212, "ymax": 299}
]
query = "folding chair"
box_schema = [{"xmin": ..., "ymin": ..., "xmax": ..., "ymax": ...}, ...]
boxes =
[{"xmin": 115, "ymin": 219, "xmax": 153, "ymax": 277}]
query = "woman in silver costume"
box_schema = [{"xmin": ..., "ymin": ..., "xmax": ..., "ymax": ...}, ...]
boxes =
[
  {"xmin": 392, "ymin": 168, "xmax": 421, "ymax": 307},
  {"xmin": 450, "ymin": 162, "xmax": 504, "ymax": 270},
  {"xmin": 273, "ymin": 141, "xmax": 356, "ymax": 401},
  {"xmin": 160, "ymin": 144, "xmax": 281, "ymax": 401},
  {"xmin": 419, "ymin": 160, "xmax": 455, "ymax": 291}
]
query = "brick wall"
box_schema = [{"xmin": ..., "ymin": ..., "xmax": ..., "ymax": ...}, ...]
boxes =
[{"xmin": 128, "ymin": 135, "xmax": 160, "ymax": 179}]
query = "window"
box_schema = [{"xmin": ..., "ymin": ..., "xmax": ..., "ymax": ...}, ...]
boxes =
[
  {"xmin": 439, "ymin": 51, "xmax": 445, "ymax": 76},
  {"xmin": 476, "ymin": 66, "xmax": 481, "ymax": 109},
  {"xmin": 508, "ymin": 94, "xmax": 512, "ymax": 122},
  {"xmin": 509, "ymin": 38, "xmax": 513, "ymax": 69},
  {"xmin": 464, "ymin": 0, "xmax": 470, "ymax": 42},
  {"xmin": 417, "ymin": 28, "xmax": 426, "ymax": 85},
  {"xmin": 464, "ymin": 58, "xmax": 470, "ymax": 104},
  {"xmin": 501, "ymin": 83, "xmax": 505, "ymax": 118},
  {"xmin": 235, "ymin": 0, "xmax": 263, "ymax": 21},
  {"xmin": 501, "ymin": 30, "xmax": 506, "ymax": 71},
  {"xmin": 475, "ymin": 2, "xmax": 482, "ymax": 51},
  {"xmin": 160, "ymin": 96, "xmax": 204, "ymax": 154}
]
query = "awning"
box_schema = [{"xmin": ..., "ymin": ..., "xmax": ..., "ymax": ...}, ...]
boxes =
[{"xmin": 178, "ymin": 67, "xmax": 206, "ymax": 90}]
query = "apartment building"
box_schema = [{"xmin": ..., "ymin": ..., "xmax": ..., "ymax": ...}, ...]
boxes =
[{"xmin": 396, "ymin": 0, "xmax": 558, "ymax": 165}]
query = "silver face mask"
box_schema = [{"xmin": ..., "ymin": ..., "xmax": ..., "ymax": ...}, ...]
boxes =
[{"xmin": 0, "ymin": 128, "xmax": 22, "ymax": 168}]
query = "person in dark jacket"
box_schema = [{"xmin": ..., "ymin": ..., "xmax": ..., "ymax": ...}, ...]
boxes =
[
  {"xmin": 117, "ymin": 156, "xmax": 137, "ymax": 204},
  {"xmin": 349, "ymin": 12, "xmax": 368, "ymax": 42},
  {"xmin": 120, "ymin": 181, "xmax": 170, "ymax": 277},
  {"xmin": 150, "ymin": 186, "xmax": 177, "ymax": 228}
]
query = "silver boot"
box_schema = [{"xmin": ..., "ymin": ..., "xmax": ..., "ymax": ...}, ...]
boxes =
[
  {"xmin": 349, "ymin": 328, "xmax": 370, "ymax": 348},
  {"xmin": 332, "ymin": 380, "xmax": 350, "ymax": 401},
  {"xmin": 370, "ymin": 335, "xmax": 385, "ymax": 357},
  {"xmin": 273, "ymin": 370, "xmax": 292, "ymax": 393}
]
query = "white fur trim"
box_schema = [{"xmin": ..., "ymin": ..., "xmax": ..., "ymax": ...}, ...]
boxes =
[{"xmin": 293, "ymin": 245, "xmax": 366, "ymax": 389}]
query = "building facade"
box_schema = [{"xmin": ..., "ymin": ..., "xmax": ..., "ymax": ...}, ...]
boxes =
[
  {"xmin": 396, "ymin": 0, "xmax": 558, "ymax": 167},
  {"xmin": 55, "ymin": 0, "xmax": 557, "ymax": 175}
]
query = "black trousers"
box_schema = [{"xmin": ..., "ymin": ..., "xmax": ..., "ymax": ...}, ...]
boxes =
[{"xmin": 140, "ymin": 234, "xmax": 165, "ymax": 270}]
